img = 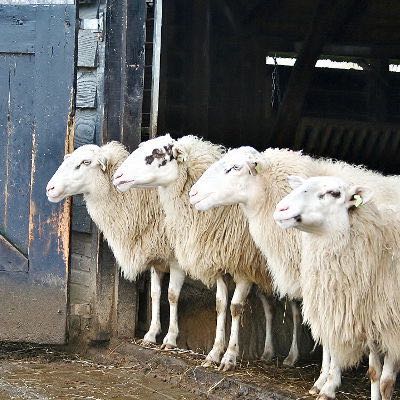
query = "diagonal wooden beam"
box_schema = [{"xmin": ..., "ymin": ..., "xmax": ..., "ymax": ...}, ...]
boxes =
[
  {"xmin": 0, "ymin": 234, "xmax": 28, "ymax": 273},
  {"xmin": 272, "ymin": 0, "xmax": 360, "ymax": 148}
]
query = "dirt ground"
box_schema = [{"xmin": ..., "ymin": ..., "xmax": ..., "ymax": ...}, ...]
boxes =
[
  {"xmin": 0, "ymin": 342, "xmax": 198, "ymax": 400},
  {"xmin": 0, "ymin": 341, "xmax": 398, "ymax": 400}
]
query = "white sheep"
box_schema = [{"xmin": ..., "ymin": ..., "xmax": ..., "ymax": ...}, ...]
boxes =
[
  {"xmin": 113, "ymin": 134, "xmax": 275, "ymax": 371},
  {"xmin": 46, "ymin": 142, "xmax": 186, "ymax": 348},
  {"xmin": 274, "ymin": 175, "xmax": 400, "ymax": 400},
  {"xmin": 189, "ymin": 146, "xmax": 400, "ymax": 397},
  {"xmin": 189, "ymin": 147, "xmax": 314, "ymax": 368}
]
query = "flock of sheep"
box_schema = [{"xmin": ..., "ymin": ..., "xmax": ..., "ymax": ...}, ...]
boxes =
[{"xmin": 46, "ymin": 134, "xmax": 400, "ymax": 400}]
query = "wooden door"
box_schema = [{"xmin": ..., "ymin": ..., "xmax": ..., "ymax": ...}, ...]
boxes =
[{"xmin": 0, "ymin": 1, "xmax": 76, "ymax": 343}]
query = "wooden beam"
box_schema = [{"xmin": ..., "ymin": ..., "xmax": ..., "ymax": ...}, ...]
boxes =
[
  {"xmin": 103, "ymin": 0, "xmax": 124, "ymax": 143},
  {"xmin": 121, "ymin": 0, "xmax": 146, "ymax": 151},
  {"xmin": 0, "ymin": 234, "xmax": 28, "ymax": 272},
  {"xmin": 272, "ymin": 0, "xmax": 359, "ymax": 148}
]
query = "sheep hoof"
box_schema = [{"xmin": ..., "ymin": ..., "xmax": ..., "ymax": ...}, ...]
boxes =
[
  {"xmin": 203, "ymin": 348, "xmax": 223, "ymax": 366},
  {"xmin": 309, "ymin": 386, "xmax": 320, "ymax": 395},
  {"xmin": 260, "ymin": 350, "xmax": 274, "ymax": 363},
  {"xmin": 316, "ymin": 394, "xmax": 334, "ymax": 400},
  {"xmin": 142, "ymin": 334, "xmax": 157, "ymax": 344},
  {"xmin": 201, "ymin": 359, "xmax": 215, "ymax": 368},
  {"xmin": 160, "ymin": 343, "xmax": 176, "ymax": 350},
  {"xmin": 283, "ymin": 354, "xmax": 298, "ymax": 367},
  {"xmin": 218, "ymin": 360, "xmax": 236, "ymax": 372}
]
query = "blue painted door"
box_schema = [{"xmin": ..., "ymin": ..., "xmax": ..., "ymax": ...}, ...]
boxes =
[{"xmin": 0, "ymin": 2, "xmax": 76, "ymax": 343}]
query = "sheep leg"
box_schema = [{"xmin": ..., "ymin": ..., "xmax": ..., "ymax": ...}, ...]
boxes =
[
  {"xmin": 257, "ymin": 291, "xmax": 275, "ymax": 362},
  {"xmin": 161, "ymin": 262, "xmax": 185, "ymax": 349},
  {"xmin": 317, "ymin": 353, "xmax": 341, "ymax": 400},
  {"xmin": 310, "ymin": 346, "xmax": 331, "ymax": 395},
  {"xmin": 143, "ymin": 267, "xmax": 164, "ymax": 343},
  {"xmin": 219, "ymin": 278, "xmax": 252, "ymax": 372},
  {"xmin": 283, "ymin": 300, "xmax": 301, "ymax": 366},
  {"xmin": 368, "ymin": 343, "xmax": 382, "ymax": 400},
  {"xmin": 202, "ymin": 276, "xmax": 228, "ymax": 367},
  {"xmin": 380, "ymin": 354, "xmax": 398, "ymax": 400}
]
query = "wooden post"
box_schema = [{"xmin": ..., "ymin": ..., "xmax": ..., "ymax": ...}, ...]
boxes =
[
  {"xmin": 272, "ymin": 0, "xmax": 359, "ymax": 148},
  {"xmin": 121, "ymin": 0, "xmax": 146, "ymax": 151},
  {"xmin": 149, "ymin": 0, "xmax": 162, "ymax": 138}
]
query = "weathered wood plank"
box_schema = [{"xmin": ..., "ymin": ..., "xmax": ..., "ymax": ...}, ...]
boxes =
[
  {"xmin": 72, "ymin": 202, "xmax": 92, "ymax": 233},
  {"xmin": 103, "ymin": 0, "xmax": 124, "ymax": 142},
  {"xmin": 77, "ymin": 29, "xmax": 98, "ymax": 67},
  {"xmin": 70, "ymin": 282, "xmax": 92, "ymax": 303},
  {"xmin": 71, "ymin": 194, "xmax": 92, "ymax": 233},
  {"xmin": 0, "ymin": 1, "xmax": 74, "ymax": 4},
  {"xmin": 80, "ymin": 17, "xmax": 102, "ymax": 31},
  {"xmin": 22, "ymin": 5, "xmax": 76, "ymax": 344},
  {"xmin": 0, "ymin": 234, "xmax": 28, "ymax": 272},
  {"xmin": 0, "ymin": 4, "xmax": 76, "ymax": 345},
  {"xmin": 76, "ymin": 71, "xmax": 97, "ymax": 108},
  {"xmin": 0, "ymin": 55, "xmax": 34, "ymax": 255},
  {"xmin": 74, "ymin": 109, "xmax": 97, "ymax": 148},
  {"xmin": 117, "ymin": 275, "xmax": 138, "ymax": 338},
  {"xmin": 70, "ymin": 268, "xmax": 90, "ymax": 287},
  {"xmin": 70, "ymin": 253, "xmax": 93, "ymax": 273},
  {"xmin": 71, "ymin": 231, "xmax": 93, "ymax": 256},
  {"xmin": 0, "ymin": 7, "xmax": 35, "ymax": 54},
  {"xmin": 121, "ymin": 0, "xmax": 146, "ymax": 151}
]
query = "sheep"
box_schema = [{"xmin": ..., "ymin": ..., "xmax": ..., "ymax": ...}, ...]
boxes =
[
  {"xmin": 188, "ymin": 146, "xmax": 400, "ymax": 397},
  {"xmin": 113, "ymin": 134, "xmax": 275, "ymax": 371},
  {"xmin": 189, "ymin": 147, "xmax": 314, "ymax": 368},
  {"xmin": 274, "ymin": 175, "xmax": 400, "ymax": 400},
  {"xmin": 46, "ymin": 141, "xmax": 186, "ymax": 349}
]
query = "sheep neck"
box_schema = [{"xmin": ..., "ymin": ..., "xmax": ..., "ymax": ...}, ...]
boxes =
[
  {"xmin": 158, "ymin": 137, "xmax": 271, "ymax": 292},
  {"xmin": 240, "ymin": 149, "xmax": 315, "ymax": 300},
  {"xmin": 83, "ymin": 152, "xmax": 169, "ymax": 280}
]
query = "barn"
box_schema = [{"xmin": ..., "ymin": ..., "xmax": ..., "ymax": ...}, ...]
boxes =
[{"xmin": 1, "ymin": 0, "xmax": 399, "ymax": 397}]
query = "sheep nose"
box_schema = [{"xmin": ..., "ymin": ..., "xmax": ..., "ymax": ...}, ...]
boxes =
[
  {"xmin": 189, "ymin": 188, "xmax": 197, "ymax": 197},
  {"xmin": 46, "ymin": 184, "xmax": 55, "ymax": 193},
  {"xmin": 114, "ymin": 171, "xmax": 123, "ymax": 181},
  {"xmin": 277, "ymin": 205, "xmax": 289, "ymax": 212}
]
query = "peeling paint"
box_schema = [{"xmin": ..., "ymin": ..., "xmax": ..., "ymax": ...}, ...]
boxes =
[
  {"xmin": 58, "ymin": 197, "xmax": 71, "ymax": 263},
  {"xmin": 28, "ymin": 201, "xmax": 37, "ymax": 247},
  {"xmin": 4, "ymin": 67, "xmax": 14, "ymax": 229},
  {"xmin": 28, "ymin": 128, "xmax": 38, "ymax": 249}
]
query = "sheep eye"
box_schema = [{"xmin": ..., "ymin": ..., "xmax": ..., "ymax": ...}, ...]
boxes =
[
  {"xmin": 233, "ymin": 165, "xmax": 240, "ymax": 170},
  {"xmin": 326, "ymin": 190, "xmax": 341, "ymax": 198},
  {"xmin": 82, "ymin": 160, "xmax": 91, "ymax": 166}
]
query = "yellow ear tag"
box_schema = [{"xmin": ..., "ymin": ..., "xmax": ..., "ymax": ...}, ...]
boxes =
[
  {"xmin": 354, "ymin": 194, "xmax": 363, "ymax": 208},
  {"xmin": 255, "ymin": 163, "xmax": 262, "ymax": 174}
]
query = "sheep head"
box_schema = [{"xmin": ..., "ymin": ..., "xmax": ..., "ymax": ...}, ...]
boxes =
[
  {"xmin": 46, "ymin": 144, "xmax": 108, "ymax": 202},
  {"xmin": 113, "ymin": 134, "xmax": 182, "ymax": 191},
  {"xmin": 273, "ymin": 176, "xmax": 373, "ymax": 234},
  {"xmin": 189, "ymin": 146, "xmax": 264, "ymax": 211}
]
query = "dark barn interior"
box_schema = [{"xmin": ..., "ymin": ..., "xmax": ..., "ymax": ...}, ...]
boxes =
[
  {"xmin": 156, "ymin": 0, "xmax": 400, "ymax": 174},
  {"xmin": 131, "ymin": 0, "xmax": 400, "ymax": 362}
]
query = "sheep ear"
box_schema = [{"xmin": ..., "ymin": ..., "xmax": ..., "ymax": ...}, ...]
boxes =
[
  {"xmin": 287, "ymin": 175, "xmax": 305, "ymax": 190},
  {"xmin": 346, "ymin": 186, "xmax": 373, "ymax": 209},
  {"xmin": 246, "ymin": 161, "xmax": 262, "ymax": 176},
  {"xmin": 64, "ymin": 154, "xmax": 71, "ymax": 160},
  {"xmin": 172, "ymin": 144, "xmax": 185, "ymax": 162},
  {"xmin": 98, "ymin": 155, "xmax": 108, "ymax": 171}
]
